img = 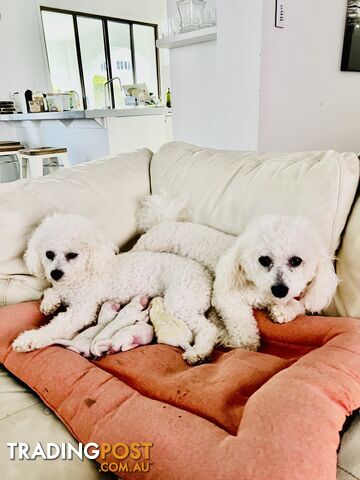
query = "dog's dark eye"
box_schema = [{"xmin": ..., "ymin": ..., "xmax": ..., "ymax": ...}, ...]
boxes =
[
  {"xmin": 259, "ymin": 256, "xmax": 272, "ymax": 268},
  {"xmin": 289, "ymin": 256, "xmax": 303, "ymax": 267},
  {"xmin": 65, "ymin": 252, "xmax": 78, "ymax": 261},
  {"xmin": 46, "ymin": 251, "xmax": 55, "ymax": 261}
]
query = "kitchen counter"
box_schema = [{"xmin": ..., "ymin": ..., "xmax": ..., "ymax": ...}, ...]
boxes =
[
  {"xmin": 3, "ymin": 106, "xmax": 172, "ymax": 165},
  {"xmin": 0, "ymin": 106, "xmax": 170, "ymax": 121}
]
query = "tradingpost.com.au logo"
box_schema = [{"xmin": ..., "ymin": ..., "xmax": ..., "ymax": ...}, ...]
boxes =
[{"xmin": 7, "ymin": 441, "xmax": 153, "ymax": 474}]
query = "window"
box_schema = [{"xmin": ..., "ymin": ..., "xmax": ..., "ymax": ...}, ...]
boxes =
[
  {"xmin": 41, "ymin": 10, "xmax": 83, "ymax": 108},
  {"xmin": 41, "ymin": 8, "xmax": 160, "ymax": 110},
  {"xmin": 108, "ymin": 21, "xmax": 134, "ymax": 108},
  {"xmin": 133, "ymin": 25, "xmax": 158, "ymax": 96}
]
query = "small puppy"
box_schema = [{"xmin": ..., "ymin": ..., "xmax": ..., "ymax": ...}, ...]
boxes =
[
  {"xmin": 54, "ymin": 300, "xmax": 121, "ymax": 357},
  {"xmin": 55, "ymin": 296, "xmax": 152, "ymax": 357},
  {"xmin": 134, "ymin": 194, "xmax": 339, "ymax": 351},
  {"xmin": 13, "ymin": 214, "xmax": 218, "ymax": 365},
  {"xmin": 149, "ymin": 297, "xmax": 194, "ymax": 351},
  {"xmin": 90, "ymin": 296, "xmax": 150, "ymax": 357}
]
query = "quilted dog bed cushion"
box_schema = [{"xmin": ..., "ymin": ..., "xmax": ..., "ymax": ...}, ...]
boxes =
[{"xmin": 1, "ymin": 302, "xmax": 360, "ymax": 480}]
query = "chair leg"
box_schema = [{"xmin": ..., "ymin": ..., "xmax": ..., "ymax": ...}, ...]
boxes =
[
  {"xmin": 16, "ymin": 153, "xmax": 23, "ymax": 179},
  {"xmin": 60, "ymin": 153, "xmax": 71, "ymax": 168},
  {"xmin": 28, "ymin": 156, "xmax": 44, "ymax": 178}
]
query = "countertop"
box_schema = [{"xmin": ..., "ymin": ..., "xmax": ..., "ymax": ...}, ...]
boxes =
[{"xmin": 0, "ymin": 106, "xmax": 170, "ymax": 121}]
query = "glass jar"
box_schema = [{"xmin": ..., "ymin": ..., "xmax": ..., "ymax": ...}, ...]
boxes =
[
  {"xmin": 201, "ymin": 0, "xmax": 217, "ymax": 28},
  {"xmin": 177, "ymin": 0, "xmax": 204, "ymax": 33}
]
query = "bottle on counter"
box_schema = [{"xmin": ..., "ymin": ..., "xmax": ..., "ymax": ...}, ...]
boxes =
[
  {"xmin": 25, "ymin": 90, "xmax": 33, "ymax": 113},
  {"xmin": 43, "ymin": 94, "xmax": 49, "ymax": 112},
  {"xmin": 166, "ymin": 88, "xmax": 172, "ymax": 108}
]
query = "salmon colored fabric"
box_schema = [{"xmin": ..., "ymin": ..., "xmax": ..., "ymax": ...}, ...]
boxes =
[{"xmin": 1, "ymin": 301, "xmax": 360, "ymax": 480}]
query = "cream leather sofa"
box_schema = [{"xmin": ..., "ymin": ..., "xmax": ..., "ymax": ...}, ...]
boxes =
[{"xmin": 0, "ymin": 142, "xmax": 360, "ymax": 480}]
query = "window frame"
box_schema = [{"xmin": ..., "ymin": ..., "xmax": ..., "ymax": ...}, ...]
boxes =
[{"xmin": 40, "ymin": 6, "xmax": 161, "ymax": 110}]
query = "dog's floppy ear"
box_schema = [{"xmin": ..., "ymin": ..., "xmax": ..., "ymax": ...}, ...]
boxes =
[
  {"xmin": 215, "ymin": 241, "xmax": 249, "ymax": 290},
  {"xmin": 86, "ymin": 228, "xmax": 118, "ymax": 273},
  {"xmin": 24, "ymin": 229, "xmax": 45, "ymax": 279},
  {"xmin": 303, "ymin": 252, "xmax": 338, "ymax": 313}
]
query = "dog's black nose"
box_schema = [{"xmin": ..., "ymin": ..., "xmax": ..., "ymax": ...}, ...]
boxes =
[
  {"xmin": 271, "ymin": 284, "xmax": 289, "ymax": 298},
  {"xmin": 50, "ymin": 269, "xmax": 64, "ymax": 281}
]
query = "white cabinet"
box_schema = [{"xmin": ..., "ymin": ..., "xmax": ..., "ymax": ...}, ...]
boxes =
[{"xmin": 107, "ymin": 114, "xmax": 172, "ymax": 154}]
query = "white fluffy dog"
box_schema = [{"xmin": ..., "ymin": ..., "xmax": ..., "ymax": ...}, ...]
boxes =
[
  {"xmin": 134, "ymin": 194, "xmax": 339, "ymax": 351},
  {"xmin": 12, "ymin": 214, "xmax": 218, "ymax": 365}
]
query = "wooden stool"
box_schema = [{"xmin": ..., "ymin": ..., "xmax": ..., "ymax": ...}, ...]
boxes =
[
  {"xmin": 18, "ymin": 147, "xmax": 71, "ymax": 178},
  {"xmin": 0, "ymin": 142, "xmax": 24, "ymax": 180}
]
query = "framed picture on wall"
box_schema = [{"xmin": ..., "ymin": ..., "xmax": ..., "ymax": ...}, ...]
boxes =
[{"xmin": 341, "ymin": 1, "xmax": 360, "ymax": 71}]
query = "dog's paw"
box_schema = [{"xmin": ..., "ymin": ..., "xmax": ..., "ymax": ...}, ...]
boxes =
[
  {"xmin": 40, "ymin": 301, "xmax": 61, "ymax": 316},
  {"xmin": 222, "ymin": 331, "xmax": 260, "ymax": 351},
  {"xmin": 90, "ymin": 339, "xmax": 112, "ymax": 358},
  {"xmin": 241, "ymin": 337, "xmax": 260, "ymax": 352},
  {"xmin": 269, "ymin": 306, "xmax": 296, "ymax": 324},
  {"xmin": 182, "ymin": 347, "xmax": 211, "ymax": 366},
  {"xmin": 12, "ymin": 330, "xmax": 47, "ymax": 352}
]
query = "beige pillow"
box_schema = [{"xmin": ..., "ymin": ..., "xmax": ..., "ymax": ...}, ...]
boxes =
[
  {"xmin": 0, "ymin": 149, "xmax": 152, "ymax": 306},
  {"xmin": 151, "ymin": 142, "xmax": 359, "ymax": 254},
  {"xmin": 330, "ymin": 196, "xmax": 360, "ymax": 317}
]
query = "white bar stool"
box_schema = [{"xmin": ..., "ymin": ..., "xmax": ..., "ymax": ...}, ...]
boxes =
[
  {"xmin": 18, "ymin": 147, "xmax": 71, "ymax": 178},
  {"xmin": 0, "ymin": 142, "xmax": 24, "ymax": 179}
]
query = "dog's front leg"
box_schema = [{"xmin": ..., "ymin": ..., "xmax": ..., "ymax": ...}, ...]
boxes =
[
  {"xmin": 40, "ymin": 288, "xmax": 62, "ymax": 316},
  {"xmin": 268, "ymin": 299, "xmax": 305, "ymax": 324},
  {"xmin": 212, "ymin": 289, "xmax": 260, "ymax": 351},
  {"xmin": 13, "ymin": 304, "xmax": 98, "ymax": 352}
]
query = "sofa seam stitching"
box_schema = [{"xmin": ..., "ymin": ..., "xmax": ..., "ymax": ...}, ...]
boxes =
[
  {"xmin": 0, "ymin": 400, "xmax": 41, "ymax": 423},
  {"xmin": 1, "ymin": 277, "xmax": 10, "ymax": 308},
  {"xmin": 332, "ymin": 154, "xmax": 344, "ymax": 253},
  {"xmin": 338, "ymin": 465, "xmax": 360, "ymax": 480}
]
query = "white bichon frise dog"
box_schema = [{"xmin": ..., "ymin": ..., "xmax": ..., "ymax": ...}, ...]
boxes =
[
  {"xmin": 134, "ymin": 194, "xmax": 339, "ymax": 351},
  {"xmin": 12, "ymin": 213, "xmax": 218, "ymax": 365}
]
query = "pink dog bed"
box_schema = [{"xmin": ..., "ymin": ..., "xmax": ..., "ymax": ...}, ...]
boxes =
[{"xmin": 1, "ymin": 301, "xmax": 360, "ymax": 479}]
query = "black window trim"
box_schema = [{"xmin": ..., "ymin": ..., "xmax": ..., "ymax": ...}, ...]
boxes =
[{"xmin": 40, "ymin": 6, "xmax": 161, "ymax": 110}]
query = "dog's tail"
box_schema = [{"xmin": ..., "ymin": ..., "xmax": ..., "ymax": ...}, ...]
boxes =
[{"xmin": 136, "ymin": 191, "xmax": 190, "ymax": 232}]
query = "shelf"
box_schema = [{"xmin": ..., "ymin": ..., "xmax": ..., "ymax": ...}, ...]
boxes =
[
  {"xmin": 0, "ymin": 107, "xmax": 169, "ymax": 122},
  {"xmin": 156, "ymin": 26, "xmax": 217, "ymax": 49}
]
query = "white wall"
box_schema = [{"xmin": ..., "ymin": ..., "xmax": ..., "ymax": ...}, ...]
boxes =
[
  {"xmin": 0, "ymin": 0, "xmax": 49, "ymax": 141},
  {"xmin": 169, "ymin": 41, "xmax": 217, "ymax": 147},
  {"xmin": 0, "ymin": 0, "xmax": 50, "ymax": 100},
  {"xmin": 216, "ymin": 0, "xmax": 262, "ymax": 150},
  {"xmin": 39, "ymin": 0, "xmax": 167, "ymax": 24},
  {"xmin": 166, "ymin": 0, "xmax": 262, "ymax": 150},
  {"xmin": 167, "ymin": 0, "xmax": 360, "ymax": 153},
  {"xmin": 166, "ymin": 0, "xmax": 217, "ymax": 147},
  {"xmin": 259, "ymin": 0, "xmax": 360, "ymax": 152}
]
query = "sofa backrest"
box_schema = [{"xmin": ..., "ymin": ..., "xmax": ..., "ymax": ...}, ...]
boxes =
[
  {"xmin": 150, "ymin": 142, "xmax": 359, "ymax": 255},
  {"xmin": 0, "ymin": 149, "xmax": 152, "ymax": 306}
]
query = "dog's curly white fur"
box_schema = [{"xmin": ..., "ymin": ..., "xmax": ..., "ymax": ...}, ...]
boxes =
[
  {"xmin": 13, "ymin": 214, "xmax": 218, "ymax": 365},
  {"xmin": 134, "ymin": 194, "xmax": 339, "ymax": 351}
]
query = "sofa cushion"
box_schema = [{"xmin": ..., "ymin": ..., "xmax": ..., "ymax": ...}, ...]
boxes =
[
  {"xmin": 0, "ymin": 367, "xmax": 109, "ymax": 480},
  {"xmin": 1, "ymin": 302, "xmax": 360, "ymax": 479},
  {"xmin": 0, "ymin": 149, "xmax": 152, "ymax": 306},
  {"xmin": 330, "ymin": 196, "xmax": 360, "ymax": 317},
  {"xmin": 150, "ymin": 142, "xmax": 359, "ymax": 254}
]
